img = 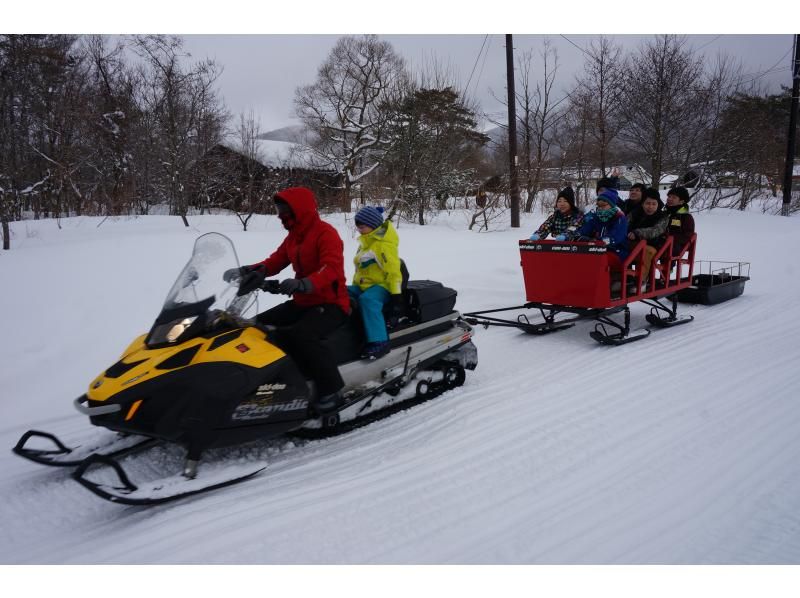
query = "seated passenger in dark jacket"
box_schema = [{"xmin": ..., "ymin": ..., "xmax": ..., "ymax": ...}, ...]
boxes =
[
  {"xmin": 627, "ymin": 188, "xmax": 666, "ymax": 280},
  {"xmin": 664, "ymin": 186, "xmax": 695, "ymax": 255},
  {"xmin": 623, "ymin": 183, "xmax": 647, "ymax": 216}
]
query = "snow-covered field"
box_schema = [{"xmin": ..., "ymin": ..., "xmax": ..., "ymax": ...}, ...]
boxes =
[{"xmin": 1, "ymin": 205, "xmax": 800, "ymax": 567}]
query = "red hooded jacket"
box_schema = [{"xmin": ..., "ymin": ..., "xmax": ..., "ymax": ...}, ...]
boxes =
[{"xmin": 255, "ymin": 187, "xmax": 350, "ymax": 314}]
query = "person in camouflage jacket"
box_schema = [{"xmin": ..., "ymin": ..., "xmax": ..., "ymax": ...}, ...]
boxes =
[{"xmin": 529, "ymin": 187, "xmax": 583, "ymax": 240}]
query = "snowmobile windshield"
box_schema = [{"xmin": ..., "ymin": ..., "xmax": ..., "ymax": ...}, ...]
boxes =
[{"xmin": 147, "ymin": 233, "xmax": 257, "ymax": 347}]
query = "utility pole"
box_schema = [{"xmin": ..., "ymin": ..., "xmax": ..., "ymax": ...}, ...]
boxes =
[
  {"xmin": 506, "ymin": 34, "xmax": 521, "ymax": 228},
  {"xmin": 782, "ymin": 34, "xmax": 800, "ymax": 216}
]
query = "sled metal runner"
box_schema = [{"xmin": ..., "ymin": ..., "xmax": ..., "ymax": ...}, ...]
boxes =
[{"xmin": 464, "ymin": 235, "xmax": 697, "ymax": 345}]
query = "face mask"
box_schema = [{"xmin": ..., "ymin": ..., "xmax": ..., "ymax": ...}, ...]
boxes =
[
  {"xmin": 278, "ymin": 212, "xmax": 296, "ymax": 230},
  {"xmin": 275, "ymin": 201, "xmax": 295, "ymax": 230},
  {"xmin": 596, "ymin": 206, "xmax": 616, "ymax": 221}
]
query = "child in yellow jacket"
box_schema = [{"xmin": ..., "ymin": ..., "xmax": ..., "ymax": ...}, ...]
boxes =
[{"xmin": 348, "ymin": 206, "xmax": 403, "ymax": 360}]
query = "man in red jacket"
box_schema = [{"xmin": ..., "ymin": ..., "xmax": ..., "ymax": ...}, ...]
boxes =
[{"xmin": 237, "ymin": 187, "xmax": 351, "ymax": 415}]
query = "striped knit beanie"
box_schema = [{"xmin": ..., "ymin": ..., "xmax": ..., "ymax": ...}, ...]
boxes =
[{"xmin": 355, "ymin": 206, "xmax": 385, "ymax": 230}]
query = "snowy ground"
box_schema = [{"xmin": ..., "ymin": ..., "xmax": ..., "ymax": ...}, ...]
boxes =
[{"xmin": 1, "ymin": 205, "xmax": 800, "ymax": 565}]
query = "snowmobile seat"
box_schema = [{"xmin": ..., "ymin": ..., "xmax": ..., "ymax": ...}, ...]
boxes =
[
  {"xmin": 319, "ymin": 259, "xmax": 457, "ymax": 365},
  {"xmin": 319, "ymin": 316, "xmax": 366, "ymax": 365},
  {"xmin": 384, "ymin": 259, "xmax": 410, "ymax": 329}
]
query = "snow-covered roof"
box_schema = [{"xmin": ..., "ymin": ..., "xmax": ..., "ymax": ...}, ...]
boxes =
[
  {"xmin": 253, "ymin": 139, "xmax": 304, "ymax": 169},
  {"xmin": 218, "ymin": 139, "xmax": 319, "ymax": 170},
  {"xmin": 540, "ymin": 164, "xmax": 651, "ymax": 183}
]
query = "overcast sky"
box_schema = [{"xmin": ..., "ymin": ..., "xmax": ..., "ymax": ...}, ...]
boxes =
[
  {"xmin": 7, "ymin": 2, "xmax": 799, "ymax": 135},
  {"xmin": 173, "ymin": 34, "xmax": 796, "ymax": 133}
]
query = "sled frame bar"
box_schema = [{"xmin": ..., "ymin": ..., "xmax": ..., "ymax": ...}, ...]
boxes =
[{"xmin": 464, "ymin": 302, "xmax": 625, "ymax": 335}]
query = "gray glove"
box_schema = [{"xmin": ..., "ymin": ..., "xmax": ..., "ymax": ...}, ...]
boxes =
[
  {"xmin": 223, "ymin": 267, "xmax": 244, "ymax": 282},
  {"xmin": 279, "ymin": 278, "xmax": 313, "ymax": 295}
]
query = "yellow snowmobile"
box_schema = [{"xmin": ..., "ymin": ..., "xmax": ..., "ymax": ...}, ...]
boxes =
[{"xmin": 13, "ymin": 233, "xmax": 477, "ymax": 505}]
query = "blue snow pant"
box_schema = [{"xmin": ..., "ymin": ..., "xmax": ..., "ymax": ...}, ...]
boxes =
[{"xmin": 347, "ymin": 284, "xmax": 390, "ymax": 343}]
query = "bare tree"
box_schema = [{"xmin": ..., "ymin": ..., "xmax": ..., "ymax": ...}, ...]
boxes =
[
  {"xmin": 557, "ymin": 88, "xmax": 595, "ymax": 209},
  {"xmin": 131, "ymin": 35, "xmax": 226, "ymax": 226},
  {"xmin": 233, "ymin": 110, "xmax": 265, "ymax": 231},
  {"xmin": 0, "ymin": 35, "xmax": 88, "ymax": 246},
  {"xmin": 469, "ymin": 175, "xmax": 509, "ymax": 231},
  {"xmin": 295, "ymin": 35, "xmax": 407, "ymax": 211},
  {"xmin": 620, "ymin": 35, "xmax": 705, "ymax": 187},
  {"xmin": 515, "ymin": 41, "xmax": 561, "ymax": 212},
  {"xmin": 83, "ymin": 35, "xmax": 139, "ymax": 216},
  {"xmin": 577, "ymin": 37, "xmax": 626, "ymax": 176}
]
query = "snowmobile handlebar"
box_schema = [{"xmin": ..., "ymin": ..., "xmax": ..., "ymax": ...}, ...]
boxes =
[{"xmin": 260, "ymin": 279, "xmax": 282, "ymax": 294}]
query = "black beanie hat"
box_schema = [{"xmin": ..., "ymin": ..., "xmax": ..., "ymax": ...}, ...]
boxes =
[
  {"xmin": 667, "ymin": 186, "xmax": 690, "ymax": 204},
  {"xmin": 556, "ymin": 186, "xmax": 577, "ymax": 211},
  {"xmin": 643, "ymin": 187, "xmax": 664, "ymax": 210},
  {"xmin": 596, "ymin": 177, "xmax": 617, "ymax": 192},
  {"xmin": 644, "ymin": 187, "xmax": 660, "ymax": 201}
]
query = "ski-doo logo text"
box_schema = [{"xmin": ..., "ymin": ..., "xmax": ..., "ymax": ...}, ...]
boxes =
[
  {"xmin": 232, "ymin": 397, "xmax": 308, "ymax": 421},
  {"xmin": 256, "ymin": 383, "xmax": 287, "ymax": 396}
]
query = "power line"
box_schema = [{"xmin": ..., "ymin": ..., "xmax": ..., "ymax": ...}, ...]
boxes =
[
  {"xmin": 737, "ymin": 49, "xmax": 793, "ymax": 87},
  {"xmin": 559, "ymin": 34, "xmax": 590, "ymax": 58},
  {"xmin": 695, "ymin": 35, "xmax": 722, "ymax": 52},
  {"xmin": 464, "ymin": 35, "xmax": 488, "ymax": 99},
  {"xmin": 472, "ymin": 35, "xmax": 492, "ymax": 99}
]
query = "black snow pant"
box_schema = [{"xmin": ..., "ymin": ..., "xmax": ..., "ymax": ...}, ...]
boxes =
[{"xmin": 256, "ymin": 300, "xmax": 347, "ymax": 397}]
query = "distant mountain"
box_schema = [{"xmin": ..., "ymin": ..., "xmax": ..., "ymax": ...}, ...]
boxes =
[
  {"xmin": 484, "ymin": 126, "xmax": 505, "ymax": 147},
  {"xmin": 257, "ymin": 125, "xmax": 305, "ymax": 143}
]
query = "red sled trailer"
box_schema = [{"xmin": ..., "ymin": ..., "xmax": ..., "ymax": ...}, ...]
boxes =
[{"xmin": 464, "ymin": 234, "xmax": 697, "ymax": 345}]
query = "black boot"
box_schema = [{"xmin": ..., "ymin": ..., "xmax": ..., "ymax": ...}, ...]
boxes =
[
  {"xmin": 312, "ymin": 391, "xmax": 343, "ymax": 415},
  {"xmin": 361, "ymin": 341, "xmax": 391, "ymax": 360}
]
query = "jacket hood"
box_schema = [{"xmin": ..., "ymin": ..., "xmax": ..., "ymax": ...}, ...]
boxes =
[
  {"xmin": 666, "ymin": 203, "xmax": 690, "ymax": 215},
  {"xmin": 274, "ymin": 187, "xmax": 320, "ymax": 231},
  {"xmin": 358, "ymin": 219, "xmax": 399, "ymax": 249}
]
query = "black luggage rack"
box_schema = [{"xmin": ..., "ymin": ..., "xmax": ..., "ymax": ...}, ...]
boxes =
[{"xmin": 677, "ymin": 260, "xmax": 751, "ymax": 305}]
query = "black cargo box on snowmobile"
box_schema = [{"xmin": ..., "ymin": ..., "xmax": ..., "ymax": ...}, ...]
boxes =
[{"xmin": 406, "ymin": 280, "xmax": 458, "ymax": 322}]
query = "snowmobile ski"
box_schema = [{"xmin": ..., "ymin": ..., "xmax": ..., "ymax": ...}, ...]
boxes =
[
  {"xmin": 645, "ymin": 313, "xmax": 695, "ymax": 328},
  {"xmin": 72, "ymin": 453, "xmax": 266, "ymax": 506},
  {"xmin": 13, "ymin": 429, "xmax": 157, "ymax": 467}
]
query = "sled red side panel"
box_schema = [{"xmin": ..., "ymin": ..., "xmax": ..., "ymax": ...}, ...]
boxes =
[{"xmin": 519, "ymin": 240, "xmax": 612, "ymax": 308}]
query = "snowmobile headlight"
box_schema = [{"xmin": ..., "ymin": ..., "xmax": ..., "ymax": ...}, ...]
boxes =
[
  {"xmin": 165, "ymin": 317, "xmax": 198, "ymax": 343},
  {"xmin": 148, "ymin": 316, "xmax": 199, "ymax": 345}
]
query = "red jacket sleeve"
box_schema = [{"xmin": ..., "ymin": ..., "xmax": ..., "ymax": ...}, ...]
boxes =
[
  {"xmin": 256, "ymin": 238, "xmax": 291, "ymax": 277},
  {"xmin": 306, "ymin": 227, "xmax": 345, "ymax": 292}
]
